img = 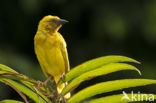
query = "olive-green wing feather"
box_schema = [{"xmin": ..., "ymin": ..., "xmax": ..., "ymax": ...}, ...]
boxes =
[{"xmin": 60, "ymin": 42, "xmax": 70, "ymax": 73}]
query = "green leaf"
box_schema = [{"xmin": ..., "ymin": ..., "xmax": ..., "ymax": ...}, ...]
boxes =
[
  {"xmin": 0, "ymin": 71, "xmax": 36, "ymax": 84},
  {"xmin": 0, "ymin": 70, "xmax": 12, "ymax": 74},
  {"xmin": 0, "ymin": 72, "xmax": 49, "ymax": 102},
  {"xmin": 0, "ymin": 78, "xmax": 47, "ymax": 103},
  {"xmin": 0, "ymin": 64, "xmax": 17, "ymax": 73},
  {"xmin": 0, "ymin": 65, "xmax": 49, "ymax": 102},
  {"xmin": 65, "ymin": 55, "xmax": 140, "ymax": 82},
  {"xmin": 0, "ymin": 100, "xmax": 24, "ymax": 103},
  {"xmin": 88, "ymin": 94, "xmax": 156, "ymax": 103},
  {"xmin": 67, "ymin": 79, "xmax": 156, "ymax": 103},
  {"xmin": 21, "ymin": 80, "xmax": 50, "ymax": 102},
  {"xmin": 0, "ymin": 64, "xmax": 36, "ymax": 84},
  {"xmin": 62, "ymin": 63, "xmax": 141, "ymax": 95}
]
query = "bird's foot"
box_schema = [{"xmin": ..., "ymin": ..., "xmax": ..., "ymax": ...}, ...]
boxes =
[{"xmin": 59, "ymin": 73, "xmax": 66, "ymax": 84}]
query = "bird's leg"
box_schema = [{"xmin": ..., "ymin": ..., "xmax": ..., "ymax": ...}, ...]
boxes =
[
  {"xmin": 60, "ymin": 94, "xmax": 66, "ymax": 103},
  {"xmin": 47, "ymin": 76, "xmax": 61, "ymax": 102},
  {"xmin": 36, "ymin": 76, "xmax": 53, "ymax": 96},
  {"xmin": 37, "ymin": 76, "xmax": 51, "ymax": 88},
  {"xmin": 59, "ymin": 73, "xmax": 67, "ymax": 103},
  {"xmin": 43, "ymin": 76, "xmax": 52, "ymax": 86},
  {"xmin": 59, "ymin": 73, "xmax": 66, "ymax": 86}
]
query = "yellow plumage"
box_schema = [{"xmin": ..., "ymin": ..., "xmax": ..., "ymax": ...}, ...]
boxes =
[{"xmin": 34, "ymin": 15, "xmax": 69, "ymax": 94}]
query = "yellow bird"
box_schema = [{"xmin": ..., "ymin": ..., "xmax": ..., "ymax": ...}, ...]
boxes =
[{"xmin": 34, "ymin": 15, "xmax": 70, "ymax": 93}]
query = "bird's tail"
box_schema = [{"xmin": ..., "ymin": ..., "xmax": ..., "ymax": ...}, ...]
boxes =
[
  {"xmin": 55, "ymin": 76, "xmax": 71, "ymax": 99},
  {"xmin": 57, "ymin": 82, "xmax": 70, "ymax": 98}
]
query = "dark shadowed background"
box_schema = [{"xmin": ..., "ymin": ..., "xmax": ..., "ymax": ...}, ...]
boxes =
[{"xmin": 0, "ymin": 0, "xmax": 156, "ymax": 102}]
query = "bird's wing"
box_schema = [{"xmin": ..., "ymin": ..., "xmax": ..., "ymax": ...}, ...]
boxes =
[
  {"xmin": 56, "ymin": 33, "xmax": 70, "ymax": 73},
  {"xmin": 60, "ymin": 38, "xmax": 70, "ymax": 73}
]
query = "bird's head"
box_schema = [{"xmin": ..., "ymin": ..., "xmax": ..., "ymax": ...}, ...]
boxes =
[{"xmin": 38, "ymin": 15, "xmax": 68, "ymax": 34}]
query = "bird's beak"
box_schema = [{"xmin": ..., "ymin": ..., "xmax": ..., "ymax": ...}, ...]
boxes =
[{"xmin": 56, "ymin": 19, "xmax": 68, "ymax": 25}]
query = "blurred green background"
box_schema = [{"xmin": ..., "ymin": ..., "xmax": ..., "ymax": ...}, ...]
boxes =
[{"xmin": 0, "ymin": 0, "xmax": 156, "ymax": 102}]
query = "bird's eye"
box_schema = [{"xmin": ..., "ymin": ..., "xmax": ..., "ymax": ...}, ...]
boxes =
[{"xmin": 47, "ymin": 19, "xmax": 57, "ymax": 23}]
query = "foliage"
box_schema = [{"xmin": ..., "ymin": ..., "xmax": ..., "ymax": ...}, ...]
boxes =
[{"xmin": 0, "ymin": 55, "xmax": 156, "ymax": 103}]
